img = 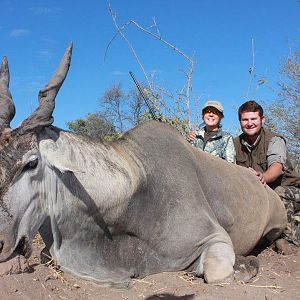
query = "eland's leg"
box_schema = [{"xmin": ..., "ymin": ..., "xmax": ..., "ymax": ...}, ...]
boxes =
[{"xmin": 196, "ymin": 242, "xmax": 235, "ymax": 283}]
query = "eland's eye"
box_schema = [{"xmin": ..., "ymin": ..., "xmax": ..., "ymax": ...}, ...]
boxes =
[{"xmin": 24, "ymin": 158, "xmax": 38, "ymax": 170}]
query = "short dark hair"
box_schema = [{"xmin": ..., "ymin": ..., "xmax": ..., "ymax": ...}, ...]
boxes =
[{"xmin": 238, "ymin": 100, "xmax": 264, "ymax": 120}]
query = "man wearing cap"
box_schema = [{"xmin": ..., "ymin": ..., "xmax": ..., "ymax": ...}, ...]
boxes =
[
  {"xmin": 234, "ymin": 100, "xmax": 300, "ymax": 253},
  {"xmin": 187, "ymin": 100, "xmax": 236, "ymax": 163}
]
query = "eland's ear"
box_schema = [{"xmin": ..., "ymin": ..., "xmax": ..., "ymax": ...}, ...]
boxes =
[
  {"xmin": 45, "ymin": 150, "xmax": 85, "ymax": 174},
  {"xmin": 19, "ymin": 43, "xmax": 73, "ymax": 134},
  {"xmin": 39, "ymin": 137, "xmax": 85, "ymax": 174},
  {"xmin": 0, "ymin": 56, "xmax": 15, "ymax": 131}
]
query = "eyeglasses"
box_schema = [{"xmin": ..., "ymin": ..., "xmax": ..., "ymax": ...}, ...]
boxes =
[{"xmin": 203, "ymin": 108, "xmax": 220, "ymax": 115}]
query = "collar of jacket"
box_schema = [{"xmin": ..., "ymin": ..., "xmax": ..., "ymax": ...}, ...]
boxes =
[
  {"xmin": 240, "ymin": 131, "xmax": 262, "ymax": 152},
  {"xmin": 197, "ymin": 127, "xmax": 223, "ymax": 140}
]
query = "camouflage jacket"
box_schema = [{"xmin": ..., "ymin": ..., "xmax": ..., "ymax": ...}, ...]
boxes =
[{"xmin": 190, "ymin": 128, "xmax": 236, "ymax": 163}]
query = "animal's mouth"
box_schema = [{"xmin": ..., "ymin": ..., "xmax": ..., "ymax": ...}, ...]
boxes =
[
  {"xmin": 14, "ymin": 236, "xmax": 32, "ymax": 258},
  {"xmin": 0, "ymin": 234, "xmax": 33, "ymax": 262}
]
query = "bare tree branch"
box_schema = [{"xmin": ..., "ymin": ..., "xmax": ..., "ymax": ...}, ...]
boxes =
[
  {"xmin": 150, "ymin": 17, "xmax": 161, "ymax": 36},
  {"xmin": 106, "ymin": 2, "xmax": 196, "ymax": 128},
  {"xmin": 107, "ymin": 4, "xmax": 153, "ymax": 90},
  {"xmin": 246, "ymin": 38, "xmax": 255, "ymax": 98}
]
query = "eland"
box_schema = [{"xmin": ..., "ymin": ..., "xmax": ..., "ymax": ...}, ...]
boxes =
[{"xmin": 0, "ymin": 44, "xmax": 287, "ymax": 286}]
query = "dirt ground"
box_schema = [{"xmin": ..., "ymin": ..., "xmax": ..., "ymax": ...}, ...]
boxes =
[{"xmin": 0, "ymin": 237, "xmax": 299, "ymax": 300}]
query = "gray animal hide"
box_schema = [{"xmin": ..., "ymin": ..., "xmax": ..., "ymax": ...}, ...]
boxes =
[{"xmin": 0, "ymin": 44, "xmax": 287, "ymax": 286}]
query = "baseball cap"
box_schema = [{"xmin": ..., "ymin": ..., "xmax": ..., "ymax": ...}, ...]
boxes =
[{"xmin": 202, "ymin": 100, "xmax": 224, "ymax": 114}]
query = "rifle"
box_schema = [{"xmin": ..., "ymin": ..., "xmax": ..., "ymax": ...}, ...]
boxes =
[{"xmin": 129, "ymin": 71, "xmax": 159, "ymax": 121}]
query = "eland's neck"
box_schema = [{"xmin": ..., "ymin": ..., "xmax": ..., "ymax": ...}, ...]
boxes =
[{"xmin": 39, "ymin": 127, "xmax": 145, "ymax": 223}]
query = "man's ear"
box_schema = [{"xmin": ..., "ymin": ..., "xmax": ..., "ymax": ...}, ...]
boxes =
[{"xmin": 261, "ymin": 115, "xmax": 266, "ymax": 124}]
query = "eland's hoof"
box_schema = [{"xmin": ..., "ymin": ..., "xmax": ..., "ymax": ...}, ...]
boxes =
[{"xmin": 234, "ymin": 255, "xmax": 259, "ymax": 282}]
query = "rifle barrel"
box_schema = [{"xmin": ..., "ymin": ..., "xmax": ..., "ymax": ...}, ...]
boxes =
[{"xmin": 129, "ymin": 71, "xmax": 158, "ymax": 121}]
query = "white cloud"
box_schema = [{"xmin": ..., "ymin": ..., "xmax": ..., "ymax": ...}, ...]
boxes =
[
  {"xmin": 11, "ymin": 75, "xmax": 45, "ymax": 93},
  {"xmin": 10, "ymin": 29, "xmax": 31, "ymax": 38},
  {"xmin": 40, "ymin": 37, "xmax": 57, "ymax": 44},
  {"xmin": 38, "ymin": 49, "xmax": 53, "ymax": 60},
  {"xmin": 29, "ymin": 7, "xmax": 61, "ymax": 15},
  {"xmin": 149, "ymin": 69, "xmax": 163, "ymax": 76},
  {"xmin": 111, "ymin": 70, "xmax": 125, "ymax": 76}
]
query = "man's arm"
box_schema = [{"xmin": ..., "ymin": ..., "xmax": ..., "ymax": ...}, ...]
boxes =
[
  {"xmin": 254, "ymin": 136, "xmax": 286, "ymax": 186},
  {"xmin": 261, "ymin": 162, "xmax": 284, "ymax": 184}
]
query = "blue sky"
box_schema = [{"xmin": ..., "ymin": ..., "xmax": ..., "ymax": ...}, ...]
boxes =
[{"xmin": 1, "ymin": 0, "xmax": 299, "ymax": 133}]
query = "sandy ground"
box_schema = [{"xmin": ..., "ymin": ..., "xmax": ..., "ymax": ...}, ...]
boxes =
[{"xmin": 0, "ymin": 237, "xmax": 299, "ymax": 300}]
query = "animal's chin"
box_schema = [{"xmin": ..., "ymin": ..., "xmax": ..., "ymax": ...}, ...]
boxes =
[{"xmin": 14, "ymin": 236, "xmax": 32, "ymax": 259}]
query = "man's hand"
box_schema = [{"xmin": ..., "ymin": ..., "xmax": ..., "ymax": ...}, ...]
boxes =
[
  {"xmin": 248, "ymin": 162, "xmax": 283, "ymax": 187},
  {"xmin": 248, "ymin": 167, "xmax": 266, "ymax": 187},
  {"xmin": 256, "ymin": 171, "xmax": 267, "ymax": 186},
  {"xmin": 187, "ymin": 131, "xmax": 197, "ymax": 142}
]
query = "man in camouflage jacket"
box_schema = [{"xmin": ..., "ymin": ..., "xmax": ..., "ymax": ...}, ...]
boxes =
[
  {"xmin": 191, "ymin": 127, "xmax": 236, "ymax": 163},
  {"xmin": 187, "ymin": 100, "xmax": 236, "ymax": 164}
]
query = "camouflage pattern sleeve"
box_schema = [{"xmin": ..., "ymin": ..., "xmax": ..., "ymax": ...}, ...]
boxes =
[
  {"xmin": 190, "ymin": 129, "xmax": 204, "ymax": 149},
  {"xmin": 224, "ymin": 135, "xmax": 236, "ymax": 164}
]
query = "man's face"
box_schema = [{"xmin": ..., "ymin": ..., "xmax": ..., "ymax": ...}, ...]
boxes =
[
  {"xmin": 202, "ymin": 107, "xmax": 222, "ymax": 130},
  {"xmin": 240, "ymin": 111, "xmax": 265, "ymax": 137}
]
